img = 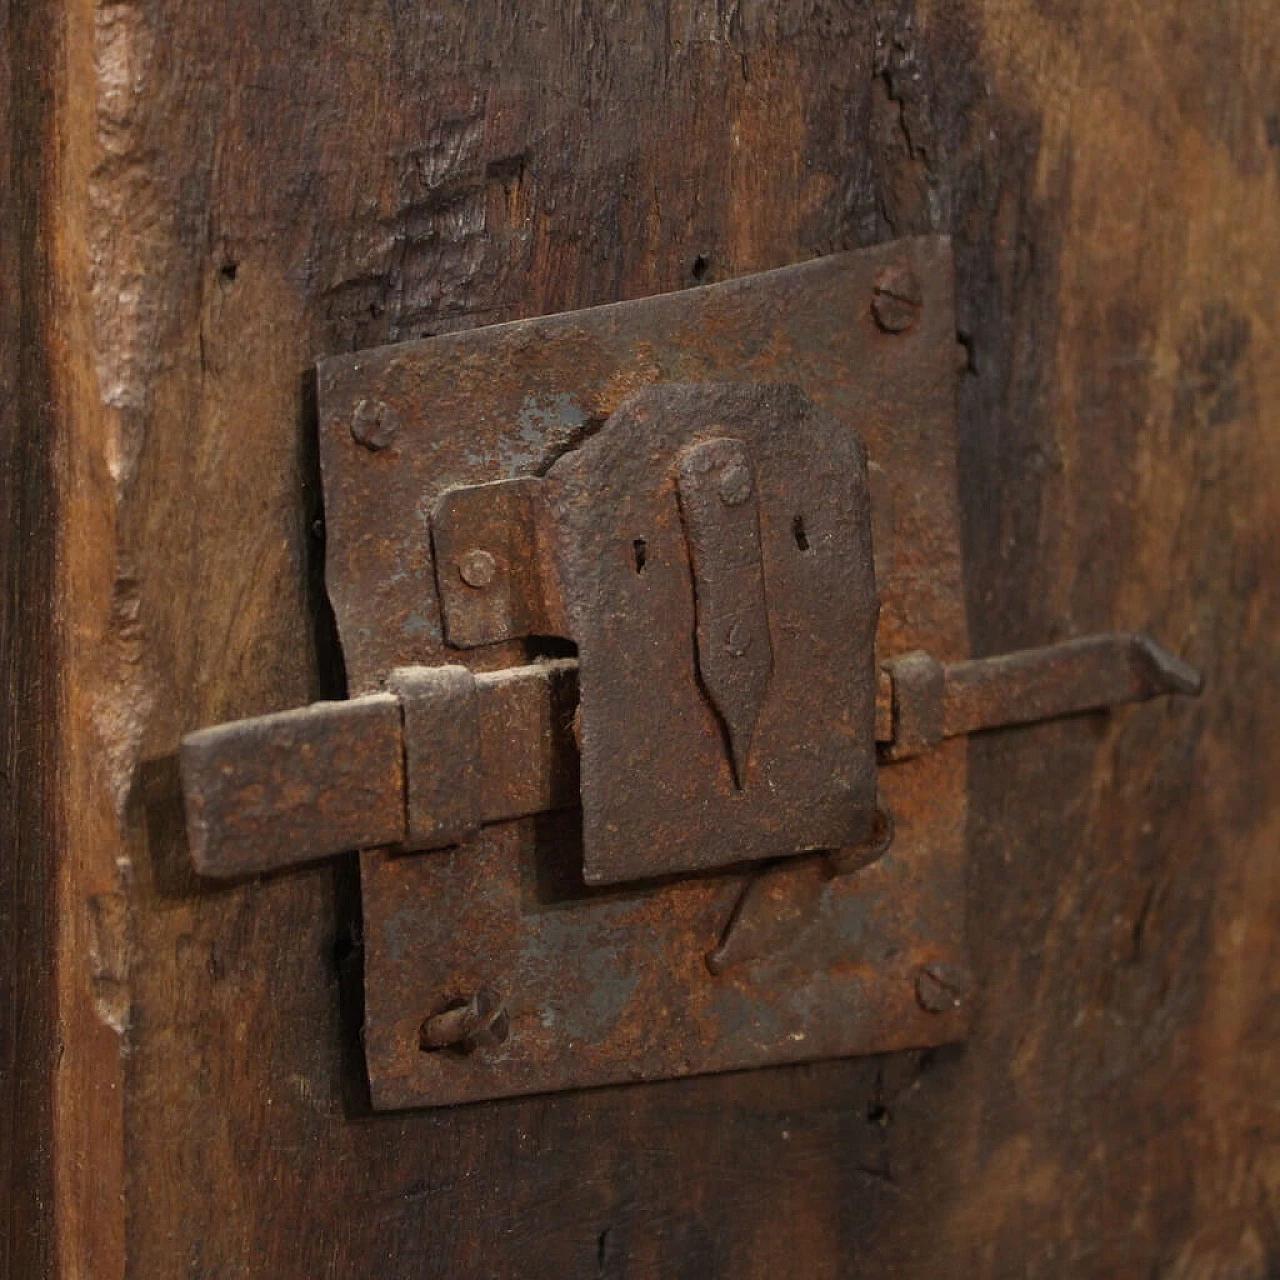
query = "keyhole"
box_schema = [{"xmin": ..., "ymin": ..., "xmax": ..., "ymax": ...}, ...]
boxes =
[
  {"xmin": 792, "ymin": 515, "xmax": 810, "ymax": 551},
  {"xmin": 632, "ymin": 538, "xmax": 648, "ymax": 573}
]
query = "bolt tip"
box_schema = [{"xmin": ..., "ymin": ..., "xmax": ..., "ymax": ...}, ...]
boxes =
[{"xmin": 1132, "ymin": 633, "xmax": 1204, "ymax": 697}]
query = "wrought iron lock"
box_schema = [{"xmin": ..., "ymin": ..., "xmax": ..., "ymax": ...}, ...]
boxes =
[{"xmin": 181, "ymin": 237, "xmax": 1200, "ymax": 1108}]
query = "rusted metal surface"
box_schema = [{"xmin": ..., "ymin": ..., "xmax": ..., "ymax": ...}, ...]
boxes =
[
  {"xmin": 181, "ymin": 694, "xmax": 404, "ymax": 877},
  {"xmin": 703, "ymin": 855, "xmax": 828, "ymax": 977},
  {"xmin": 424, "ymin": 384, "xmax": 881, "ymax": 884},
  {"xmin": 882, "ymin": 649, "xmax": 947, "ymax": 760},
  {"xmin": 419, "ymin": 988, "xmax": 509, "ymax": 1054},
  {"xmin": 387, "ymin": 665, "xmax": 480, "ymax": 849},
  {"xmin": 884, "ymin": 632, "xmax": 1203, "ymax": 760},
  {"xmin": 181, "ymin": 627, "xmax": 1199, "ymax": 885},
  {"xmin": 473, "ymin": 659, "xmax": 581, "ymax": 822},
  {"xmin": 942, "ymin": 632, "xmax": 1202, "ymax": 735},
  {"xmin": 546, "ymin": 384, "xmax": 878, "ymax": 883},
  {"xmin": 705, "ymin": 808, "xmax": 898, "ymax": 975},
  {"xmin": 318, "ymin": 237, "xmax": 972, "ymax": 1106},
  {"xmin": 432, "ymin": 478, "xmax": 561, "ymax": 649},
  {"xmin": 183, "ymin": 660, "xmax": 578, "ymax": 877},
  {"xmin": 871, "ymin": 264, "xmax": 924, "ymax": 334},
  {"xmin": 914, "ymin": 963, "xmax": 969, "ymax": 1014},
  {"xmin": 826, "ymin": 804, "xmax": 897, "ymax": 877},
  {"xmin": 675, "ymin": 436, "xmax": 774, "ymax": 787},
  {"xmin": 191, "ymin": 238, "xmax": 1203, "ymax": 1107}
]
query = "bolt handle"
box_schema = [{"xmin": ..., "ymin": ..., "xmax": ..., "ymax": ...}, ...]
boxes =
[
  {"xmin": 180, "ymin": 634, "xmax": 1200, "ymax": 880},
  {"xmin": 883, "ymin": 631, "xmax": 1202, "ymax": 760}
]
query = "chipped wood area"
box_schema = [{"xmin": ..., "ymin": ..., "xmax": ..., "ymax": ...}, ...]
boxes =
[{"xmin": 4, "ymin": 0, "xmax": 1278, "ymax": 1276}]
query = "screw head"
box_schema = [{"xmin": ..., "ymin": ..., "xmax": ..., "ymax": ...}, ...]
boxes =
[
  {"xmin": 717, "ymin": 461, "xmax": 753, "ymax": 506},
  {"xmin": 457, "ymin": 548, "xmax": 497, "ymax": 589},
  {"xmin": 872, "ymin": 265, "xmax": 923, "ymax": 333},
  {"xmin": 420, "ymin": 987, "xmax": 509, "ymax": 1054},
  {"xmin": 351, "ymin": 398, "xmax": 400, "ymax": 450},
  {"xmin": 915, "ymin": 963, "xmax": 968, "ymax": 1013}
]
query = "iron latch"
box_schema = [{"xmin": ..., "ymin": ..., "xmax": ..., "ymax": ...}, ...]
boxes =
[
  {"xmin": 179, "ymin": 238, "xmax": 1201, "ymax": 1108},
  {"xmin": 184, "ymin": 625, "xmax": 1197, "ymax": 880}
]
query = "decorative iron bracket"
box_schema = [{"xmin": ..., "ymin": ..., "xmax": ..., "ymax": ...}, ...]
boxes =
[{"xmin": 180, "ymin": 238, "xmax": 1201, "ymax": 1108}]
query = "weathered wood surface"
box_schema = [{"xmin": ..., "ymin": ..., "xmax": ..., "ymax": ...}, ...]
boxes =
[
  {"xmin": 6, "ymin": 0, "xmax": 1278, "ymax": 1276},
  {"xmin": 2, "ymin": 2, "xmax": 59, "ymax": 1277}
]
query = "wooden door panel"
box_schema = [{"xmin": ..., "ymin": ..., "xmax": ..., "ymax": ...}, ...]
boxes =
[{"xmin": 3, "ymin": 2, "xmax": 1277, "ymax": 1276}]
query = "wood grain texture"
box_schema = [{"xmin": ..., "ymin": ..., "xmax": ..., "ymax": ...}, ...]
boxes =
[
  {"xmin": 23, "ymin": 0, "xmax": 1280, "ymax": 1276},
  {"xmin": 1, "ymin": 2, "xmax": 60, "ymax": 1276}
]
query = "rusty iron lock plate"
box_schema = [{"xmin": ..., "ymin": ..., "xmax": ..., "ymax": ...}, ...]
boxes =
[
  {"xmin": 318, "ymin": 236, "xmax": 970, "ymax": 1108},
  {"xmin": 431, "ymin": 381, "xmax": 883, "ymax": 886}
]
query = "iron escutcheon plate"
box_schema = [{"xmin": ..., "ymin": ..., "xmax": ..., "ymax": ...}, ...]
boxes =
[
  {"xmin": 545, "ymin": 381, "xmax": 880, "ymax": 885},
  {"xmin": 318, "ymin": 236, "xmax": 970, "ymax": 1109}
]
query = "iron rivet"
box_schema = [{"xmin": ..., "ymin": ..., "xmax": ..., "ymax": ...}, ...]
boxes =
[
  {"xmin": 458, "ymin": 548, "xmax": 497, "ymax": 589},
  {"xmin": 350, "ymin": 398, "xmax": 400, "ymax": 451},
  {"xmin": 871, "ymin": 265, "xmax": 923, "ymax": 334},
  {"xmin": 915, "ymin": 964, "xmax": 967, "ymax": 1014},
  {"xmin": 420, "ymin": 987, "xmax": 509, "ymax": 1054},
  {"xmin": 717, "ymin": 461, "xmax": 753, "ymax": 507}
]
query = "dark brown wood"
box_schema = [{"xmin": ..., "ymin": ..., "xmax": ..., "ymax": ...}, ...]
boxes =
[
  {"xmin": 10, "ymin": 1, "xmax": 1280, "ymax": 1276},
  {"xmin": 1, "ymin": 2, "xmax": 60, "ymax": 1276}
]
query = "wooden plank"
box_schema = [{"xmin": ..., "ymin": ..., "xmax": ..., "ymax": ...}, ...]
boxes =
[
  {"xmin": 0, "ymin": 3, "xmax": 60, "ymax": 1276},
  {"xmin": 19, "ymin": 0, "xmax": 1280, "ymax": 1275}
]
